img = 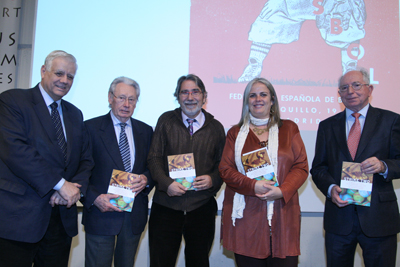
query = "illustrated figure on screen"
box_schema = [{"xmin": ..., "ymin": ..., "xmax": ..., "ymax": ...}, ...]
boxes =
[{"xmin": 238, "ymin": 0, "xmax": 366, "ymax": 82}]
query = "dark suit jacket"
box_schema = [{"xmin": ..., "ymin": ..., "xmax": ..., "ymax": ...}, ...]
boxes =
[
  {"xmin": 311, "ymin": 106, "xmax": 400, "ymax": 237},
  {"xmin": 0, "ymin": 85, "xmax": 93, "ymax": 243},
  {"xmin": 82, "ymin": 113, "xmax": 153, "ymax": 235}
]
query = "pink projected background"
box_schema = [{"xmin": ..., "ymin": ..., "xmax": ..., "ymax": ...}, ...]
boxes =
[{"xmin": 189, "ymin": 0, "xmax": 400, "ymax": 131}]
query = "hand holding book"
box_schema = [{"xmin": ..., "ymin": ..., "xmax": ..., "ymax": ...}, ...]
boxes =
[
  {"xmin": 167, "ymin": 182, "xmax": 187, "ymax": 197},
  {"xmin": 94, "ymin": 193, "xmax": 123, "ymax": 212},
  {"xmin": 360, "ymin": 156, "xmax": 386, "ymax": 174},
  {"xmin": 192, "ymin": 175, "xmax": 212, "ymax": 191},
  {"xmin": 255, "ymin": 180, "xmax": 283, "ymax": 201},
  {"xmin": 331, "ymin": 185, "xmax": 350, "ymax": 208},
  {"xmin": 129, "ymin": 174, "xmax": 147, "ymax": 194}
]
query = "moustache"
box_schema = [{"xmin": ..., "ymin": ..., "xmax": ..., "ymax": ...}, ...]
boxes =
[{"xmin": 183, "ymin": 101, "xmax": 199, "ymax": 104}]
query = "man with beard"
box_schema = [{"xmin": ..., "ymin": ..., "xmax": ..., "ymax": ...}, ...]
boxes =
[{"xmin": 147, "ymin": 74, "xmax": 226, "ymax": 267}]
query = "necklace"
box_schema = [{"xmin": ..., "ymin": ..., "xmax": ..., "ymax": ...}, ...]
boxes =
[
  {"xmin": 259, "ymin": 140, "xmax": 268, "ymax": 147},
  {"xmin": 252, "ymin": 126, "xmax": 268, "ymax": 135}
]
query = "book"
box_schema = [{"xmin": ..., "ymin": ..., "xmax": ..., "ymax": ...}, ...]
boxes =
[
  {"xmin": 107, "ymin": 169, "xmax": 137, "ymax": 212},
  {"xmin": 339, "ymin": 162, "xmax": 373, "ymax": 207},
  {"xmin": 242, "ymin": 147, "xmax": 277, "ymax": 186},
  {"xmin": 168, "ymin": 153, "xmax": 196, "ymax": 190}
]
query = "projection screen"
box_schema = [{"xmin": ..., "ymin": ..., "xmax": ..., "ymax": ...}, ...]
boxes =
[{"xmin": 32, "ymin": 0, "xmax": 400, "ymax": 212}]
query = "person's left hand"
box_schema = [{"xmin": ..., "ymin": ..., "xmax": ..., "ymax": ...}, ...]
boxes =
[
  {"xmin": 256, "ymin": 184, "xmax": 283, "ymax": 201},
  {"xmin": 361, "ymin": 157, "xmax": 385, "ymax": 174},
  {"xmin": 49, "ymin": 191, "xmax": 68, "ymax": 207},
  {"xmin": 193, "ymin": 175, "xmax": 212, "ymax": 190},
  {"xmin": 130, "ymin": 174, "xmax": 148, "ymax": 194}
]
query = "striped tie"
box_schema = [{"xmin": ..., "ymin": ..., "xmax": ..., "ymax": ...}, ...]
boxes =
[
  {"xmin": 50, "ymin": 102, "xmax": 67, "ymax": 163},
  {"xmin": 119, "ymin": 123, "xmax": 131, "ymax": 172}
]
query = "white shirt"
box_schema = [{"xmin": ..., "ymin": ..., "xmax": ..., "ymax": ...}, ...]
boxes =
[
  {"xmin": 110, "ymin": 111, "xmax": 135, "ymax": 172},
  {"xmin": 345, "ymin": 104, "xmax": 369, "ymax": 140},
  {"xmin": 39, "ymin": 83, "xmax": 67, "ymax": 190},
  {"xmin": 182, "ymin": 111, "xmax": 205, "ymax": 134}
]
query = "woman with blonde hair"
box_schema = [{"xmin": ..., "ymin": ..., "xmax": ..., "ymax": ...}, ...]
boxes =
[{"xmin": 219, "ymin": 78, "xmax": 308, "ymax": 267}]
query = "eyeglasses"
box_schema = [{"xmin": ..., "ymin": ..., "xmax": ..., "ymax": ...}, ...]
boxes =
[
  {"xmin": 179, "ymin": 89, "xmax": 203, "ymax": 97},
  {"xmin": 339, "ymin": 82, "xmax": 369, "ymax": 92},
  {"xmin": 111, "ymin": 92, "xmax": 137, "ymax": 105}
]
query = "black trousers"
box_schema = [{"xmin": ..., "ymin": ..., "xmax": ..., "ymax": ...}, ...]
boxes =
[
  {"xmin": 325, "ymin": 209, "xmax": 397, "ymax": 267},
  {"xmin": 0, "ymin": 206, "xmax": 72, "ymax": 267},
  {"xmin": 149, "ymin": 198, "xmax": 217, "ymax": 267},
  {"xmin": 234, "ymin": 253, "xmax": 298, "ymax": 267}
]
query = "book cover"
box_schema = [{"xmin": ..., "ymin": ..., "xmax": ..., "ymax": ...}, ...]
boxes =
[
  {"xmin": 168, "ymin": 153, "xmax": 196, "ymax": 190},
  {"xmin": 340, "ymin": 162, "xmax": 373, "ymax": 207},
  {"xmin": 242, "ymin": 147, "xmax": 277, "ymax": 186},
  {"xmin": 107, "ymin": 169, "xmax": 137, "ymax": 212}
]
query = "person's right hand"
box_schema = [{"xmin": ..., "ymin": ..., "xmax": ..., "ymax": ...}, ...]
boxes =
[
  {"xmin": 167, "ymin": 181, "xmax": 187, "ymax": 197},
  {"xmin": 94, "ymin": 194, "xmax": 122, "ymax": 212},
  {"xmin": 330, "ymin": 185, "xmax": 349, "ymax": 208},
  {"xmin": 58, "ymin": 181, "xmax": 82, "ymax": 208}
]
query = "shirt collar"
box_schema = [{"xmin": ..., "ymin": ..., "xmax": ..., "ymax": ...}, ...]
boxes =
[
  {"xmin": 181, "ymin": 110, "xmax": 204, "ymax": 125},
  {"xmin": 110, "ymin": 110, "xmax": 132, "ymax": 127},
  {"xmin": 345, "ymin": 103, "xmax": 369, "ymax": 119},
  {"xmin": 39, "ymin": 83, "xmax": 62, "ymax": 107}
]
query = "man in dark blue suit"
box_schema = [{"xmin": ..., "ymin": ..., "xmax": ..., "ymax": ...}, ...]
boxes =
[
  {"xmin": 83, "ymin": 76, "xmax": 153, "ymax": 267},
  {"xmin": 0, "ymin": 50, "xmax": 94, "ymax": 267},
  {"xmin": 311, "ymin": 69, "xmax": 400, "ymax": 267}
]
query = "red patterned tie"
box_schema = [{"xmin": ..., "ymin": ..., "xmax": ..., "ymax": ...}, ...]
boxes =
[{"xmin": 347, "ymin": 113, "xmax": 361, "ymax": 160}]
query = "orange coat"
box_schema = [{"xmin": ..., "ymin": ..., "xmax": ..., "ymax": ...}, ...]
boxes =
[{"xmin": 219, "ymin": 120, "xmax": 308, "ymax": 259}]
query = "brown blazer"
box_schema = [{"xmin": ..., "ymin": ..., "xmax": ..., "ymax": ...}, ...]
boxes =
[{"xmin": 219, "ymin": 120, "xmax": 309, "ymax": 259}]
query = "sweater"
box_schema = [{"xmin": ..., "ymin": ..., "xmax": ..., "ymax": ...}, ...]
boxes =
[{"xmin": 148, "ymin": 108, "xmax": 226, "ymax": 211}]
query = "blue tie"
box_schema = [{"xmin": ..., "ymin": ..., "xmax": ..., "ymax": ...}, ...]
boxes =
[
  {"xmin": 119, "ymin": 123, "xmax": 131, "ymax": 172},
  {"xmin": 50, "ymin": 102, "xmax": 67, "ymax": 163}
]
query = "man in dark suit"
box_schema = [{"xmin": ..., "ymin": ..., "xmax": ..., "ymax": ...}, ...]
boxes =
[
  {"xmin": 0, "ymin": 50, "xmax": 94, "ymax": 267},
  {"xmin": 311, "ymin": 69, "xmax": 400, "ymax": 267},
  {"xmin": 83, "ymin": 76, "xmax": 153, "ymax": 267}
]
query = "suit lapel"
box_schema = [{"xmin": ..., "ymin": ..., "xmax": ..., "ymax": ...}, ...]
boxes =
[
  {"xmin": 32, "ymin": 86, "xmax": 55, "ymax": 142},
  {"xmin": 131, "ymin": 118, "xmax": 143, "ymax": 173},
  {"xmin": 100, "ymin": 113, "xmax": 125, "ymax": 171},
  {"xmin": 355, "ymin": 106, "xmax": 379, "ymax": 160},
  {"xmin": 332, "ymin": 111, "xmax": 353, "ymax": 161},
  {"xmin": 61, "ymin": 101, "xmax": 74, "ymax": 165},
  {"xmin": 32, "ymin": 86, "xmax": 65, "ymax": 164}
]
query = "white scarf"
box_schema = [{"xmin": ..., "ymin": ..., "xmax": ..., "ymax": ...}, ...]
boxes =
[{"xmin": 232, "ymin": 114, "xmax": 279, "ymax": 226}]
